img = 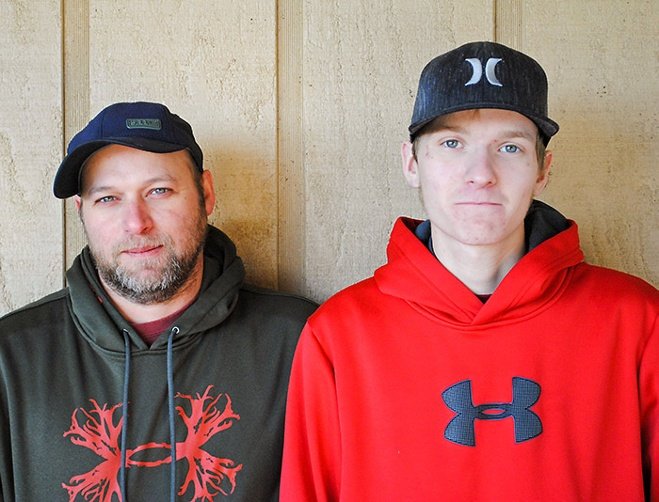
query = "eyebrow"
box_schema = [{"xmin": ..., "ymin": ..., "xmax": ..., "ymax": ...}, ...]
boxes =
[
  {"xmin": 431, "ymin": 124, "xmax": 536, "ymax": 142},
  {"xmin": 494, "ymin": 129, "xmax": 537, "ymax": 142}
]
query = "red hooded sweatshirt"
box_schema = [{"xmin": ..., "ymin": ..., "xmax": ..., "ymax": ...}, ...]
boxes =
[{"xmin": 281, "ymin": 209, "xmax": 658, "ymax": 501}]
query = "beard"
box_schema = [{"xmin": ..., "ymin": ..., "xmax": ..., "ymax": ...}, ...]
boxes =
[{"xmin": 87, "ymin": 213, "xmax": 208, "ymax": 305}]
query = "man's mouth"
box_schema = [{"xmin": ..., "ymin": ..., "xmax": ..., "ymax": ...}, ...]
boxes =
[
  {"xmin": 123, "ymin": 245, "xmax": 163, "ymax": 256},
  {"xmin": 455, "ymin": 201, "xmax": 501, "ymax": 206}
]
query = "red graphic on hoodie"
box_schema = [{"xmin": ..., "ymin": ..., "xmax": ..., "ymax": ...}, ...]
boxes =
[{"xmin": 62, "ymin": 385, "xmax": 242, "ymax": 501}]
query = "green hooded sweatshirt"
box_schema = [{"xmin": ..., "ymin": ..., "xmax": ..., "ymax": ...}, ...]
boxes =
[{"xmin": 0, "ymin": 225, "xmax": 317, "ymax": 501}]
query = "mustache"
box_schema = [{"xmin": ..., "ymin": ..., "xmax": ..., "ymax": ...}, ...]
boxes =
[{"xmin": 114, "ymin": 236, "xmax": 170, "ymax": 252}]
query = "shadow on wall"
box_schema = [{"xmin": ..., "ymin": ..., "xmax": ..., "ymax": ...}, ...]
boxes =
[
  {"xmin": 204, "ymin": 146, "xmax": 279, "ymax": 291},
  {"xmin": 542, "ymin": 100, "xmax": 657, "ymax": 287}
]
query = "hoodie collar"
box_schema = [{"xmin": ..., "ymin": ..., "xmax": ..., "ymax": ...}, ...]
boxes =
[
  {"xmin": 374, "ymin": 202, "xmax": 584, "ymax": 327},
  {"xmin": 66, "ymin": 225, "xmax": 245, "ymax": 351}
]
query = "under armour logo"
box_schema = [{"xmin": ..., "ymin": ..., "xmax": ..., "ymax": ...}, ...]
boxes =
[
  {"xmin": 464, "ymin": 57, "xmax": 503, "ymax": 87},
  {"xmin": 442, "ymin": 377, "xmax": 542, "ymax": 446}
]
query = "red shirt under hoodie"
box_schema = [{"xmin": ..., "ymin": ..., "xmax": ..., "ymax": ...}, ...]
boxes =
[{"xmin": 281, "ymin": 205, "xmax": 658, "ymax": 501}]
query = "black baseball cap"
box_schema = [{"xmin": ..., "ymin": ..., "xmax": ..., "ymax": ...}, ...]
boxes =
[
  {"xmin": 53, "ymin": 101, "xmax": 203, "ymax": 198},
  {"xmin": 409, "ymin": 41, "xmax": 559, "ymax": 145}
]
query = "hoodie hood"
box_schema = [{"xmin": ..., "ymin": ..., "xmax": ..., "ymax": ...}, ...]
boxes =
[
  {"xmin": 374, "ymin": 201, "xmax": 585, "ymax": 328},
  {"xmin": 66, "ymin": 225, "xmax": 245, "ymax": 352}
]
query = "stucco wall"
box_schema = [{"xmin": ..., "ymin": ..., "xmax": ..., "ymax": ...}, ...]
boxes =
[{"xmin": 0, "ymin": 0, "xmax": 656, "ymax": 314}]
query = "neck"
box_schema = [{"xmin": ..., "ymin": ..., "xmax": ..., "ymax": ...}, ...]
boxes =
[
  {"xmin": 101, "ymin": 257, "xmax": 204, "ymax": 324},
  {"xmin": 430, "ymin": 228, "xmax": 525, "ymax": 295}
]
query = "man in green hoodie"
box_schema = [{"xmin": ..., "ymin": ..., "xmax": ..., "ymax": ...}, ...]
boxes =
[{"xmin": 0, "ymin": 101, "xmax": 316, "ymax": 501}]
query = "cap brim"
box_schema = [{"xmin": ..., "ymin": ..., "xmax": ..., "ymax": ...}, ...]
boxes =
[{"xmin": 53, "ymin": 137, "xmax": 187, "ymax": 198}]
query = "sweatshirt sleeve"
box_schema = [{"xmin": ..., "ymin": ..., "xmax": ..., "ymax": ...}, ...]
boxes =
[
  {"xmin": 641, "ymin": 312, "xmax": 659, "ymax": 500},
  {"xmin": 280, "ymin": 322, "xmax": 341, "ymax": 502}
]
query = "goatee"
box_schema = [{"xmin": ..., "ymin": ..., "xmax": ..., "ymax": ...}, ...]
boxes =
[{"xmin": 90, "ymin": 225, "xmax": 207, "ymax": 305}]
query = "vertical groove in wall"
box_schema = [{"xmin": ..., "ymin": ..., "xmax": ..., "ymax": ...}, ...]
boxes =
[
  {"xmin": 62, "ymin": 0, "xmax": 90, "ymax": 273},
  {"xmin": 494, "ymin": 0, "xmax": 524, "ymax": 49},
  {"xmin": 276, "ymin": 0, "xmax": 305, "ymax": 294}
]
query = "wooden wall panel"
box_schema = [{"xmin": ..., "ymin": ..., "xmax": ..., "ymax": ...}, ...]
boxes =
[
  {"xmin": 518, "ymin": 1, "xmax": 658, "ymax": 285},
  {"xmin": 301, "ymin": 0, "xmax": 494, "ymax": 301},
  {"xmin": 277, "ymin": 0, "xmax": 306, "ymax": 294},
  {"xmin": 0, "ymin": 0, "xmax": 656, "ymax": 316},
  {"xmin": 0, "ymin": 0, "xmax": 63, "ymax": 314},
  {"xmin": 63, "ymin": 0, "xmax": 91, "ymax": 277},
  {"xmin": 64, "ymin": 0, "xmax": 280, "ymax": 288}
]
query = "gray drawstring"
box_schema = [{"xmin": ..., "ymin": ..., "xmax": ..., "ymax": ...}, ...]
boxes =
[
  {"xmin": 167, "ymin": 326, "xmax": 179, "ymax": 502},
  {"xmin": 119, "ymin": 328, "xmax": 178, "ymax": 501},
  {"xmin": 120, "ymin": 330, "xmax": 132, "ymax": 501}
]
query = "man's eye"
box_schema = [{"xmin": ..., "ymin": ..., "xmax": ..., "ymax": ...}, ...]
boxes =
[
  {"xmin": 150, "ymin": 187, "xmax": 170, "ymax": 195},
  {"xmin": 96, "ymin": 196, "xmax": 116, "ymax": 204},
  {"xmin": 501, "ymin": 144, "xmax": 520, "ymax": 153},
  {"xmin": 442, "ymin": 139, "xmax": 460, "ymax": 149}
]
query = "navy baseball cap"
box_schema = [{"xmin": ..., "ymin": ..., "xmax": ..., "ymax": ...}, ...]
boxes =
[
  {"xmin": 409, "ymin": 41, "xmax": 559, "ymax": 145},
  {"xmin": 54, "ymin": 101, "xmax": 203, "ymax": 198}
]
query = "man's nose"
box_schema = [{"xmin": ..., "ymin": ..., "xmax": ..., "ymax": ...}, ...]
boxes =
[
  {"xmin": 123, "ymin": 199, "xmax": 153, "ymax": 234},
  {"xmin": 465, "ymin": 149, "xmax": 497, "ymax": 187}
]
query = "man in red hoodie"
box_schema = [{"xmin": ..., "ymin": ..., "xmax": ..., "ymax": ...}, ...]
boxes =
[{"xmin": 280, "ymin": 41, "xmax": 658, "ymax": 501}]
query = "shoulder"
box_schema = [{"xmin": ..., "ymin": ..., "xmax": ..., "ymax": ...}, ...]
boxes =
[
  {"xmin": 0, "ymin": 288, "xmax": 70, "ymax": 326},
  {"xmin": 569, "ymin": 264, "xmax": 658, "ymax": 324},
  {"xmin": 307, "ymin": 276, "xmax": 382, "ymax": 327},
  {"xmin": 236, "ymin": 284, "xmax": 318, "ymax": 322},
  {"xmin": 574, "ymin": 263, "xmax": 658, "ymax": 300},
  {"xmin": 0, "ymin": 288, "xmax": 71, "ymax": 342}
]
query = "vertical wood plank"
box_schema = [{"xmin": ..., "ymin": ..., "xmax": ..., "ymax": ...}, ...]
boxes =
[
  {"xmin": 0, "ymin": 0, "xmax": 63, "ymax": 314},
  {"xmin": 277, "ymin": 0, "xmax": 305, "ymax": 293},
  {"xmin": 63, "ymin": 0, "xmax": 90, "ymax": 270},
  {"xmin": 495, "ymin": 0, "xmax": 523, "ymax": 47}
]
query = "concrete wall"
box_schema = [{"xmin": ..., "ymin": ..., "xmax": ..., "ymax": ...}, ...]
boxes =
[{"xmin": 1, "ymin": 0, "xmax": 656, "ymax": 314}]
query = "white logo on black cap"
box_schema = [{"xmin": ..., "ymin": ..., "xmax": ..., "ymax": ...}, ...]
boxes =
[{"xmin": 464, "ymin": 58, "xmax": 503, "ymax": 87}]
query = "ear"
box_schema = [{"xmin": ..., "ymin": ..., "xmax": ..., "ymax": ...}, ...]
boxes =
[
  {"xmin": 401, "ymin": 141, "xmax": 420, "ymax": 188},
  {"xmin": 72, "ymin": 195, "xmax": 85, "ymax": 222},
  {"xmin": 533, "ymin": 150, "xmax": 553, "ymax": 196},
  {"xmin": 201, "ymin": 170, "xmax": 216, "ymax": 216}
]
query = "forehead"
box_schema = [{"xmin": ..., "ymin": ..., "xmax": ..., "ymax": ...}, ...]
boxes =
[
  {"xmin": 80, "ymin": 145, "xmax": 196, "ymax": 188},
  {"xmin": 419, "ymin": 108, "xmax": 539, "ymax": 138}
]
